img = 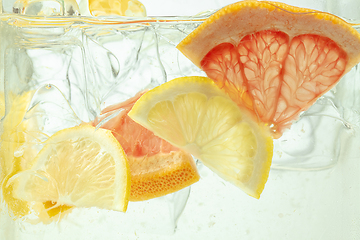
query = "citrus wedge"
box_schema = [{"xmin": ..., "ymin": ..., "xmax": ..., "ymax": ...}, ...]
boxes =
[
  {"xmin": 177, "ymin": 0, "xmax": 360, "ymax": 138},
  {"xmin": 11, "ymin": 124, "xmax": 130, "ymax": 213},
  {"xmin": 128, "ymin": 76, "xmax": 273, "ymax": 199},
  {"xmin": 93, "ymin": 92, "xmax": 200, "ymax": 201}
]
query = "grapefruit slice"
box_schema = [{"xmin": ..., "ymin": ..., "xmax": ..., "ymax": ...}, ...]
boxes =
[
  {"xmin": 177, "ymin": 0, "xmax": 360, "ymax": 138},
  {"xmin": 92, "ymin": 92, "xmax": 200, "ymax": 201}
]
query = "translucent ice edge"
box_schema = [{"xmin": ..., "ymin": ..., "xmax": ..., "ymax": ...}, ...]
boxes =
[{"xmin": 0, "ymin": 10, "xmax": 215, "ymax": 27}]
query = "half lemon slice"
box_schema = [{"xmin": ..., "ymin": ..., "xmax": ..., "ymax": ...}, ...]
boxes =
[
  {"xmin": 129, "ymin": 76, "xmax": 273, "ymax": 198},
  {"xmin": 12, "ymin": 124, "xmax": 130, "ymax": 212}
]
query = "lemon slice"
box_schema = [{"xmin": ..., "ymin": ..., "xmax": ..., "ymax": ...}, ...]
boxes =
[
  {"xmin": 12, "ymin": 124, "xmax": 130, "ymax": 212},
  {"xmin": 128, "ymin": 76, "xmax": 273, "ymax": 199}
]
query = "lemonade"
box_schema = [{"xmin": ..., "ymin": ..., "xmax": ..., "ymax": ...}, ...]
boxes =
[{"xmin": 1, "ymin": 0, "xmax": 360, "ymax": 239}]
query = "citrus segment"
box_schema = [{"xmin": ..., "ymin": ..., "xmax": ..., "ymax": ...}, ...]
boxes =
[
  {"xmin": 11, "ymin": 124, "xmax": 130, "ymax": 212},
  {"xmin": 200, "ymin": 43, "xmax": 253, "ymax": 112},
  {"xmin": 177, "ymin": 0, "xmax": 360, "ymax": 137},
  {"xmin": 238, "ymin": 30, "xmax": 289, "ymax": 123},
  {"xmin": 43, "ymin": 201, "xmax": 73, "ymax": 218},
  {"xmin": 93, "ymin": 93, "xmax": 199, "ymax": 201},
  {"xmin": 274, "ymin": 34, "xmax": 347, "ymax": 128},
  {"xmin": 128, "ymin": 76, "xmax": 273, "ymax": 199}
]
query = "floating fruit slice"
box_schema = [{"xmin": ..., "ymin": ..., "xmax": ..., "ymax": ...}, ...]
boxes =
[
  {"xmin": 11, "ymin": 124, "xmax": 130, "ymax": 212},
  {"xmin": 93, "ymin": 93, "xmax": 199, "ymax": 201},
  {"xmin": 128, "ymin": 76, "xmax": 273, "ymax": 199},
  {"xmin": 1, "ymin": 91, "xmax": 73, "ymax": 222},
  {"xmin": 1, "ymin": 91, "xmax": 37, "ymax": 219},
  {"xmin": 177, "ymin": 0, "xmax": 360, "ymax": 138},
  {"xmin": 89, "ymin": 0, "xmax": 146, "ymax": 17}
]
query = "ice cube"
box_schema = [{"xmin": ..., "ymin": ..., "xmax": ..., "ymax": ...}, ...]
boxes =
[{"xmin": 13, "ymin": 0, "xmax": 80, "ymax": 16}]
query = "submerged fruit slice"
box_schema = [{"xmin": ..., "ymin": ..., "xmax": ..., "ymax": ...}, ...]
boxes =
[
  {"xmin": 177, "ymin": 0, "xmax": 360, "ymax": 138},
  {"xmin": 89, "ymin": 0, "xmax": 146, "ymax": 17},
  {"xmin": 11, "ymin": 124, "xmax": 130, "ymax": 212},
  {"xmin": 93, "ymin": 93, "xmax": 199, "ymax": 201},
  {"xmin": 0, "ymin": 91, "xmax": 40, "ymax": 219},
  {"xmin": 128, "ymin": 76, "xmax": 273, "ymax": 199}
]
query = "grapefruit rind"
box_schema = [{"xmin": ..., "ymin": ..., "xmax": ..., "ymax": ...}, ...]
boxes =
[{"xmin": 128, "ymin": 151, "xmax": 200, "ymax": 201}]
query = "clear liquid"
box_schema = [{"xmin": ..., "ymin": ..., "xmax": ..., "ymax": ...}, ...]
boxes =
[{"xmin": 1, "ymin": 1, "xmax": 360, "ymax": 239}]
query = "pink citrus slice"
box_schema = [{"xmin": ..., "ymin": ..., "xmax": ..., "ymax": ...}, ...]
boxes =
[{"xmin": 177, "ymin": 0, "xmax": 360, "ymax": 138}]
